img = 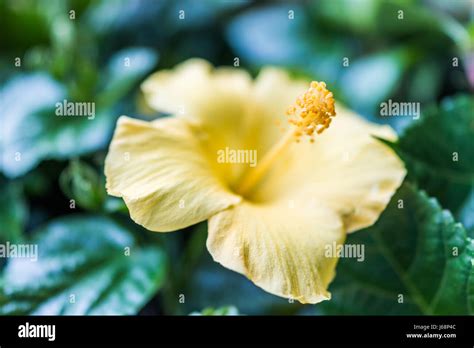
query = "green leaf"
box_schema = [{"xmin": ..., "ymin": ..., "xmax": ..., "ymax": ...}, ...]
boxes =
[
  {"xmin": 59, "ymin": 159, "xmax": 105, "ymax": 211},
  {"xmin": 183, "ymin": 250, "xmax": 301, "ymax": 315},
  {"xmin": 0, "ymin": 182, "xmax": 27, "ymax": 244},
  {"xmin": 387, "ymin": 95, "xmax": 474, "ymax": 231},
  {"xmin": 0, "ymin": 47, "xmax": 157, "ymax": 179},
  {"xmin": 0, "ymin": 215, "xmax": 167, "ymax": 315},
  {"xmin": 320, "ymin": 182, "xmax": 474, "ymax": 315},
  {"xmin": 97, "ymin": 47, "xmax": 158, "ymax": 108},
  {"xmin": 189, "ymin": 306, "xmax": 240, "ymax": 316},
  {"xmin": 103, "ymin": 196, "xmax": 128, "ymax": 214},
  {"xmin": 226, "ymin": 4, "xmax": 348, "ymax": 85},
  {"xmin": 339, "ymin": 48, "xmax": 414, "ymax": 117},
  {"xmin": 314, "ymin": 0, "xmax": 466, "ymax": 44},
  {"xmin": 0, "ymin": 74, "xmax": 115, "ymax": 178}
]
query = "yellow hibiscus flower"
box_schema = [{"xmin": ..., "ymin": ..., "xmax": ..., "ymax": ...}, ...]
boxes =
[{"xmin": 104, "ymin": 59, "xmax": 406, "ymax": 304}]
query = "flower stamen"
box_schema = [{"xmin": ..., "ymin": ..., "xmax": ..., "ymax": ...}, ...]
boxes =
[
  {"xmin": 286, "ymin": 81, "xmax": 336, "ymax": 142},
  {"xmin": 236, "ymin": 81, "xmax": 336, "ymax": 197}
]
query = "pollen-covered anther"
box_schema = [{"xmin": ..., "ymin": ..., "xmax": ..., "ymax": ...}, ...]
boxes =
[{"xmin": 286, "ymin": 81, "xmax": 336, "ymax": 141}]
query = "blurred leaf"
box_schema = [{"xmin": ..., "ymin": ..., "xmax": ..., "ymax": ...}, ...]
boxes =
[
  {"xmin": 157, "ymin": 226, "xmax": 293, "ymax": 315},
  {"xmin": 0, "ymin": 73, "xmax": 63, "ymax": 177},
  {"xmin": 183, "ymin": 251, "xmax": 300, "ymax": 315},
  {"xmin": 226, "ymin": 4, "xmax": 348, "ymax": 85},
  {"xmin": 85, "ymin": 0, "xmax": 246, "ymax": 46},
  {"xmin": 104, "ymin": 196, "xmax": 128, "ymax": 214},
  {"xmin": 0, "ymin": 0, "xmax": 50, "ymax": 52},
  {"xmin": 0, "ymin": 73, "xmax": 115, "ymax": 178},
  {"xmin": 189, "ymin": 305, "xmax": 239, "ymax": 316},
  {"xmin": 406, "ymin": 60, "xmax": 442, "ymax": 103},
  {"xmin": 227, "ymin": 5, "xmax": 311, "ymax": 66},
  {"xmin": 98, "ymin": 47, "xmax": 158, "ymax": 107},
  {"xmin": 314, "ymin": 0, "xmax": 467, "ymax": 47},
  {"xmin": 0, "ymin": 182, "xmax": 27, "ymax": 244},
  {"xmin": 59, "ymin": 159, "xmax": 105, "ymax": 211},
  {"xmin": 314, "ymin": 0, "xmax": 380, "ymax": 34},
  {"xmin": 385, "ymin": 95, "xmax": 474, "ymax": 231},
  {"xmin": 166, "ymin": 0, "xmax": 251, "ymax": 33},
  {"xmin": 339, "ymin": 48, "xmax": 414, "ymax": 118},
  {"xmin": 321, "ymin": 182, "xmax": 474, "ymax": 315},
  {"xmin": 85, "ymin": 0, "xmax": 168, "ymax": 36},
  {"xmin": 0, "ymin": 215, "xmax": 167, "ymax": 315}
]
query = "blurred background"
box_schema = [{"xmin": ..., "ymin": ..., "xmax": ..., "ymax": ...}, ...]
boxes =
[{"xmin": 0, "ymin": 0, "xmax": 472, "ymax": 315}]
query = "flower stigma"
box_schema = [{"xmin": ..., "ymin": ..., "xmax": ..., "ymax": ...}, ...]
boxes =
[{"xmin": 236, "ymin": 81, "xmax": 336, "ymax": 197}]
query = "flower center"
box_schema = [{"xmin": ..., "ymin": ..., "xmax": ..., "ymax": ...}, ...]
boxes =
[{"xmin": 236, "ymin": 81, "xmax": 336, "ymax": 197}]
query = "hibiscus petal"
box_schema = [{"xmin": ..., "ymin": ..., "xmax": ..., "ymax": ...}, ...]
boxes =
[
  {"xmin": 141, "ymin": 59, "xmax": 262, "ymax": 187},
  {"xmin": 105, "ymin": 116, "xmax": 241, "ymax": 232},
  {"xmin": 141, "ymin": 58, "xmax": 252, "ymax": 122},
  {"xmin": 252, "ymin": 104, "xmax": 406, "ymax": 233},
  {"xmin": 207, "ymin": 194, "xmax": 345, "ymax": 304}
]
